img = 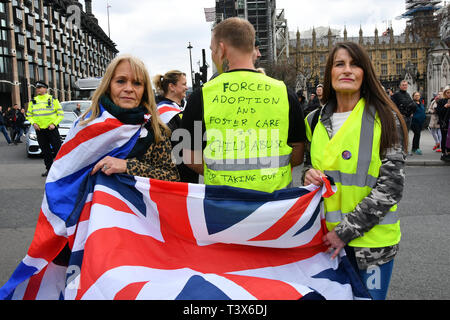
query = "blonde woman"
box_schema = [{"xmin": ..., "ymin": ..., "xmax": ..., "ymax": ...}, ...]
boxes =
[{"xmin": 85, "ymin": 54, "xmax": 179, "ymax": 181}]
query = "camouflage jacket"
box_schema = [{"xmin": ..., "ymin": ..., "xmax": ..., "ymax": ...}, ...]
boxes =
[{"xmin": 303, "ymin": 103, "xmax": 406, "ymax": 270}]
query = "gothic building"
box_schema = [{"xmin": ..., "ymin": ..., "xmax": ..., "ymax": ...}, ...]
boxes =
[
  {"xmin": 289, "ymin": 1, "xmax": 449, "ymax": 101},
  {"xmin": 290, "ymin": 26, "xmax": 429, "ymax": 97},
  {"xmin": 0, "ymin": 0, "xmax": 118, "ymax": 108}
]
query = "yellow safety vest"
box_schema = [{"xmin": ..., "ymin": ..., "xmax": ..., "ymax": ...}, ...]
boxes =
[
  {"xmin": 27, "ymin": 94, "xmax": 64, "ymax": 129},
  {"xmin": 202, "ymin": 70, "xmax": 292, "ymax": 193},
  {"xmin": 305, "ymin": 98, "xmax": 401, "ymax": 248}
]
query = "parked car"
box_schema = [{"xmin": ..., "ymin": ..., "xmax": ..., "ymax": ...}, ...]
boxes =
[
  {"xmin": 26, "ymin": 111, "xmax": 78, "ymax": 157},
  {"xmin": 60, "ymin": 100, "xmax": 92, "ymax": 115}
]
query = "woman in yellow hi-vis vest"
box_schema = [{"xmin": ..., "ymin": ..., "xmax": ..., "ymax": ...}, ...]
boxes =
[{"xmin": 303, "ymin": 42, "xmax": 408, "ymax": 300}]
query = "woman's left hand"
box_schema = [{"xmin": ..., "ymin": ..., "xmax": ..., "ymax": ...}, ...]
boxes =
[
  {"xmin": 91, "ymin": 156, "xmax": 127, "ymax": 176},
  {"xmin": 322, "ymin": 230, "xmax": 346, "ymax": 260}
]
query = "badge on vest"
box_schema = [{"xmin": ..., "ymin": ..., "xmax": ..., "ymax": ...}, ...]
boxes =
[{"xmin": 342, "ymin": 150, "xmax": 352, "ymax": 160}]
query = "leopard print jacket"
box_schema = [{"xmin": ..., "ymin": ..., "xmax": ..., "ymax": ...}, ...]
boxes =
[{"xmin": 126, "ymin": 128, "xmax": 180, "ymax": 182}]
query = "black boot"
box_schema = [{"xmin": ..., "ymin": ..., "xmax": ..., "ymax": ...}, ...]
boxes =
[{"xmin": 41, "ymin": 170, "xmax": 49, "ymax": 177}]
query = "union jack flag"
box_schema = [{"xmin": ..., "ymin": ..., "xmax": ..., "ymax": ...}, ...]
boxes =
[
  {"xmin": 157, "ymin": 100, "xmax": 182, "ymax": 124},
  {"xmin": 0, "ymin": 106, "xmax": 369, "ymax": 300}
]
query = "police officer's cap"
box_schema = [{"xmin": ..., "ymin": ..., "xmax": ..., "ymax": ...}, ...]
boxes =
[{"xmin": 35, "ymin": 81, "xmax": 48, "ymax": 89}]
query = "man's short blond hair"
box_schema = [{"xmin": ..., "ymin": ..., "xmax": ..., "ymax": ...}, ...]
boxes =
[{"xmin": 213, "ymin": 17, "xmax": 255, "ymax": 54}]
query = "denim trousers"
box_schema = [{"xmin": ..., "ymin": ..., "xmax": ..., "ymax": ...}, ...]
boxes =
[
  {"xmin": 345, "ymin": 246, "xmax": 395, "ymax": 300},
  {"xmin": 0, "ymin": 125, "xmax": 11, "ymax": 144}
]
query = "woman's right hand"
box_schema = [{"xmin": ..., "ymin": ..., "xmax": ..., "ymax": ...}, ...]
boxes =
[{"xmin": 304, "ymin": 169, "xmax": 326, "ymax": 186}]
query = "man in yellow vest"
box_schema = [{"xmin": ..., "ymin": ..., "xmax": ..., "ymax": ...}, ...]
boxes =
[
  {"xmin": 181, "ymin": 17, "xmax": 306, "ymax": 192},
  {"xmin": 27, "ymin": 81, "xmax": 64, "ymax": 177}
]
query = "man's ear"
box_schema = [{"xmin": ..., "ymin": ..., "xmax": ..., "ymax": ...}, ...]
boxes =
[{"xmin": 219, "ymin": 42, "xmax": 226, "ymax": 60}]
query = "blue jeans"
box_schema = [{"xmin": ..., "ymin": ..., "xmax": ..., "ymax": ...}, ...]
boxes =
[
  {"xmin": 358, "ymin": 259, "xmax": 395, "ymax": 300},
  {"xmin": 14, "ymin": 127, "xmax": 24, "ymax": 143},
  {"xmin": 0, "ymin": 125, "xmax": 11, "ymax": 144},
  {"xmin": 345, "ymin": 246, "xmax": 395, "ymax": 300}
]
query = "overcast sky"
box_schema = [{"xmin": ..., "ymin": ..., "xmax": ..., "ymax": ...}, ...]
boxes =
[{"xmin": 81, "ymin": 0, "xmax": 426, "ymax": 85}]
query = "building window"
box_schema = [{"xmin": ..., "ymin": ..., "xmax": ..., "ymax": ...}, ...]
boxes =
[
  {"xmin": 396, "ymin": 50, "xmax": 402, "ymax": 59},
  {"xmin": 396, "ymin": 63, "xmax": 403, "ymax": 75},
  {"xmin": 303, "ymin": 54, "xmax": 310, "ymax": 64},
  {"xmin": 411, "ymin": 49, "xmax": 417, "ymax": 59},
  {"xmin": 381, "ymin": 64, "xmax": 388, "ymax": 75},
  {"xmin": 319, "ymin": 54, "xmax": 326, "ymax": 63},
  {"xmin": 381, "ymin": 51, "xmax": 387, "ymax": 60}
]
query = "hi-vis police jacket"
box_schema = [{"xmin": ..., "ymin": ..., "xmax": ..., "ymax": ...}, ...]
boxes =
[
  {"xmin": 27, "ymin": 94, "xmax": 64, "ymax": 129},
  {"xmin": 304, "ymin": 98, "xmax": 405, "ymax": 248}
]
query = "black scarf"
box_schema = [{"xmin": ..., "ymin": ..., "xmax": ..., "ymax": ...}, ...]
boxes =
[{"xmin": 100, "ymin": 95, "xmax": 155, "ymax": 159}]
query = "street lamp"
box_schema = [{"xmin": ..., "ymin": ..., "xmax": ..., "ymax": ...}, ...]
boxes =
[
  {"xmin": 107, "ymin": 2, "xmax": 111, "ymax": 38},
  {"xmin": 187, "ymin": 42, "xmax": 194, "ymax": 89}
]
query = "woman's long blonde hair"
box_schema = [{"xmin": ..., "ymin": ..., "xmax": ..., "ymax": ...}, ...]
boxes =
[{"xmin": 81, "ymin": 54, "xmax": 169, "ymax": 142}]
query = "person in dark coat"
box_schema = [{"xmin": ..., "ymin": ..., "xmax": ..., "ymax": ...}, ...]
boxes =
[
  {"xmin": 391, "ymin": 80, "xmax": 416, "ymax": 131},
  {"xmin": 436, "ymin": 85, "xmax": 450, "ymax": 161},
  {"xmin": 0, "ymin": 106, "xmax": 12, "ymax": 144},
  {"xmin": 12, "ymin": 105, "xmax": 26, "ymax": 144}
]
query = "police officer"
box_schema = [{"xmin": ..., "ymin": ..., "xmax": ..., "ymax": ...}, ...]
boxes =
[
  {"xmin": 27, "ymin": 81, "xmax": 64, "ymax": 177},
  {"xmin": 181, "ymin": 17, "xmax": 305, "ymax": 193}
]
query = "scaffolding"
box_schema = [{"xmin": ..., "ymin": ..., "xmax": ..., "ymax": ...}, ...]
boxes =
[
  {"xmin": 209, "ymin": 1, "xmax": 289, "ymax": 65},
  {"xmin": 399, "ymin": 0, "xmax": 442, "ymax": 43},
  {"xmin": 273, "ymin": 8, "xmax": 289, "ymax": 62}
]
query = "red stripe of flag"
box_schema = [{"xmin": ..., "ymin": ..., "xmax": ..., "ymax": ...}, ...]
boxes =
[
  {"xmin": 27, "ymin": 210, "xmax": 68, "ymax": 262},
  {"xmin": 249, "ymin": 189, "xmax": 319, "ymax": 242},
  {"xmin": 148, "ymin": 179, "xmax": 195, "ymax": 243},
  {"xmin": 222, "ymin": 274, "xmax": 303, "ymax": 300},
  {"xmin": 157, "ymin": 106, "xmax": 181, "ymax": 115},
  {"xmin": 92, "ymin": 191, "xmax": 138, "ymax": 217},
  {"xmin": 22, "ymin": 266, "xmax": 47, "ymax": 300},
  {"xmin": 55, "ymin": 118, "xmax": 123, "ymax": 161},
  {"xmin": 114, "ymin": 281, "xmax": 148, "ymax": 300}
]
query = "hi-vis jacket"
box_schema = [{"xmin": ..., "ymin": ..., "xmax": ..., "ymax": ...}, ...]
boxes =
[
  {"xmin": 202, "ymin": 70, "xmax": 292, "ymax": 193},
  {"xmin": 305, "ymin": 98, "xmax": 403, "ymax": 249},
  {"xmin": 27, "ymin": 94, "xmax": 64, "ymax": 129}
]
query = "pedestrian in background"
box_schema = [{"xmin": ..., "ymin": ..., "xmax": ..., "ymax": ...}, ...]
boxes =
[
  {"xmin": 297, "ymin": 89, "xmax": 306, "ymax": 111},
  {"xmin": 5, "ymin": 106, "xmax": 15, "ymax": 141},
  {"xmin": 153, "ymin": 70, "xmax": 198, "ymax": 183},
  {"xmin": 304, "ymin": 84, "xmax": 325, "ymax": 116},
  {"xmin": 391, "ymin": 80, "xmax": 416, "ymax": 132},
  {"xmin": 427, "ymin": 91, "xmax": 443, "ymax": 152},
  {"xmin": 303, "ymin": 42, "xmax": 408, "ymax": 300},
  {"xmin": 73, "ymin": 103, "xmax": 82, "ymax": 116},
  {"xmin": 0, "ymin": 106, "xmax": 12, "ymax": 145},
  {"xmin": 12, "ymin": 104, "xmax": 26, "ymax": 145},
  {"xmin": 411, "ymin": 92, "xmax": 426, "ymax": 155},
  {"xmin": 26, "ymin": 81, "xmax": 64, "ymax": 177},
  {"xmin": 436, "ymin": 86, "xmax": 450, "ymax": 162}
]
